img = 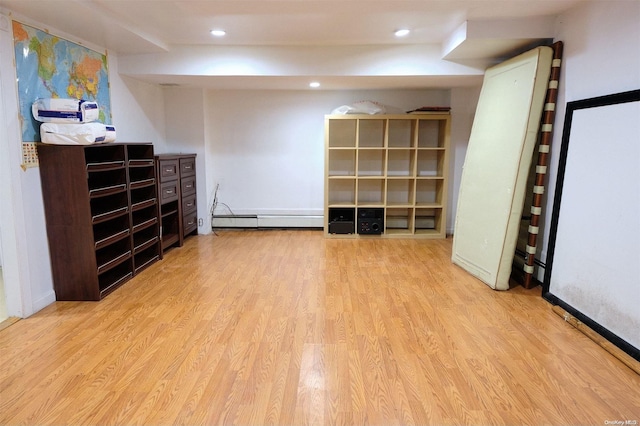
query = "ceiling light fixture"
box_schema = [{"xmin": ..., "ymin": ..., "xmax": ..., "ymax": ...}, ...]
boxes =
[
  {"xmin": 309, "ymin": 81, "xmax": 320, "ymax": 88},
  {"xmin": 210, "ymin": 29, "xmax": 226, "ymax": 37},
  {"xmin": 394, "ymin": 29, "xmax": 410, "ymax": 37}
]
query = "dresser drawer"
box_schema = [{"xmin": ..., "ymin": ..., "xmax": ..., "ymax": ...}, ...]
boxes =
[
  {"xmin": 159, "ymin": 181, "xmax": 179, "ymax": 203},
  {"xmin": 182, "ymin": 193, "xmax": 197, "ymax": 214},
  {"xmin": 180, "ymin": 157, "xmax": 196, "ymax": 177},
  {"xmin": 158, "ymin": 159, "xmax": 178, "ymax": 182},
  {"xmin": 181, "ymin": 176, "xmax": 196, "ymax": 196},
  {"xmin": 183, "ymin": 210, "xmax": 198, "ymax": 235}
]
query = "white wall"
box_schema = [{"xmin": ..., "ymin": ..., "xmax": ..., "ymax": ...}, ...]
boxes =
[
  {"xmin": 449, "ymin": 86, "xmax": 481, "ymax": 234},
  {"xmin": 162, "ymin": 87, "xmax": 210, "ymax": 234},
  {"xmin": 540, "ymin": 1, "xmax": 640, "ymax": 347},
  {"xmin": 204, "ymin": 89, "xmax": 456, "ymax": 225},
  {"xmin": 0, "ymin": 11, "xmax": 54, "ymax": 317},
  {"xmin": 542, "ymin": 1, "xmax": 640, "ymax": 264},
  {"xmin": 109, "ymin": 55, "xmax": 167, "ymax": 147},
  {"xmin": 0, "ymin": 10, "xmax": 167, "ymax": 317},
  {"xmin": 542, "ymin": 1, "xmax": 640, "ymax": 265}
]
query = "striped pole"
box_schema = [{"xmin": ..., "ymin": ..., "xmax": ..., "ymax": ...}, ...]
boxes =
[{"xmin": 523, "ymin": 41, "xmax": 564, "ymax": 289}]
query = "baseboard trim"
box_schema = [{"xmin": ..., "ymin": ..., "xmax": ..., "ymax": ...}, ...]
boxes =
[
  {"xmin": 212, "ymin": 215, "xmax": 323, "ymax": 229},
  {"xmin": 32, "ymin": 291, "xmax": 57, "ymax": 315}
]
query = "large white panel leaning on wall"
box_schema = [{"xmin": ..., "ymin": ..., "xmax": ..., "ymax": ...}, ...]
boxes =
[{"xmin": 452, "ymin": 46, "xmax": 553, "ymax": 290}]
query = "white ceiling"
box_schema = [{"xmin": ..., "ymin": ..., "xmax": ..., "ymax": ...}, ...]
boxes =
[{"xmin": 1, "ymin": 0, "xmax": 584, "ymax": 90}]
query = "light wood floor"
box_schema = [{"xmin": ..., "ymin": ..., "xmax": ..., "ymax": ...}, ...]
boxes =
[{"xmin": 1, "ymin": 230, "xmax": 638, "ymax": 425}]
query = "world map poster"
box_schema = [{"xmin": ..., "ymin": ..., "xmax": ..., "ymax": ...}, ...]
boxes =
[{"xmin": 12, "ymin": 21, "xmax": 112, "ymax": 167}]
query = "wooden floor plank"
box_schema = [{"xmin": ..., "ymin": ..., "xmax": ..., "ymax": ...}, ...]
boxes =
[{"xmin": 1, "ymin": 230, "xmax": 639, "ymax": 425}]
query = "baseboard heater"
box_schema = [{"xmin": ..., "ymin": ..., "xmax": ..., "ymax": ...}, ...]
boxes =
[{"xmin": 212, "ymin": 214, "xmax": 323, "ymax": 229}]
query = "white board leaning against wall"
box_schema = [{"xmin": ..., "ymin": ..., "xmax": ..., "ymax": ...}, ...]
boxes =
[{"xmin": 543, "ymin": 89, "xmax": 640, "ymax": 360}]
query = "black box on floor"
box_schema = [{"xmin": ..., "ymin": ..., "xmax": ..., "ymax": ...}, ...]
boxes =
[
  {"xmin": 328, "ymin": 207, "xmax": 355, "ymax": 234},
  {"xmin": 328, "ymin": 221, "xmax": 355, "ymax": 234}
]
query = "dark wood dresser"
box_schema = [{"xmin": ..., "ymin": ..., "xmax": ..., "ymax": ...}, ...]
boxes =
[{"xmin": 155, "ymin": 153, "xmax": 198, "ymax": 255}]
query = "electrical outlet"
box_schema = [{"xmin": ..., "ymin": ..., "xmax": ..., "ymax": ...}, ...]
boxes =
[{"xmin": 198, "ymin": 218, "xmax": 203, "ymax": 227}]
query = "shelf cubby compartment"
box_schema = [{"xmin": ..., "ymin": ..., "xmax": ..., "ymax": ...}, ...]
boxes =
[
  {"xmin": 358, "ymin": 119, "xmax": 385, "ymax": 147},
  {"xmin": 415, "ymin": 178, "xmax": 444, "ymax": 206},
  {"xmin": 132, "ymin": 205, "xmax": 158, "ymax": 232},
  {"xmin": 93, "ymin": 215, "xmax": 130, "ymax": 249},
  {"xmin": 328, "ymin": 119, "xmax": 356, "ymax": 147},
  {"xmin": 388, "ymin": 119, "xmax": 415, "ymax": 148},
  {"xmin": 130, "ymin": 185, "xmax": 157, "ymax": 211},
  {"xmin": 133, "ymin": 219, "xmax": 160, "ymax": 274},
  {"xmin": 386, "ymin": 178, "xmax": 415, "ymax": 206},
  {"xmin": 416, "ymin": 149, "xmax": 445, "ymax": 177},
  {"xmin": 90, "ymin": 192, "xmax": 129, "ymax": 224},
  {"xmin": 134, "ymin": 245, "xmax": 160, "ymax": 274},
  {"xmin": 127, "ymin": 144, "xmax": 155, "ymax": 166},
  {"xmin": 328, "ymin": 207, "xmax": 355, "ymax": 225},
  {"xmin": 129, "ymin": 166, "xmax": 156, "ymax": 189},
  {"xmin": 88, "ymin": 168, "xmax": 127, "ymax": 197},
  {"xmin": 328, "ymin": 149, "xmax": 356, "ymax": 176},
  {"xmin": 161, "ymin": 199, "xmax": 181, "ymax": 248},
  {"xmin": 357, "ymin": 178, "xmax": 385, "ymax": 205},
  {"xmin": 98, "ymin": 261, "xmax": 133, "ymax": 297},
  {"xmin": 328, "ymin": 178, "xmax": 356, "ymax": 206},
  {"xmin": 133, "ymin": 225, "xmax": 159, "ymax": 253},
  {"xmin": 331, "ymin": 208, "xmax": 356, "ymax": 220},
  {"xmin": 84, "ymin": 144, "xmax": 126, "ymax": 171},
  {"xmin": 387, "ymin": 149, "xmax": 416, "ymax": 177},
  {"xmin": 417, "ymin": 119, "xmax": 446, "ymax": 148},
  {"xmin": 95, "ymin": 238, "xmax": 132, "ymax": 275},
  {"xmin": 414, "ymin": 208, "xmax": 441, "ymax": 236},
  {"xmin": 161, "ymin": 200, "xmax": 180, "ymax": 219},
  {"xmin": 385, "ymin": 207, "xmax": 415, "ymax": 235},
  {"xmin": 357, "ymin": 149, "xmax": 386, "ymax": 176}
]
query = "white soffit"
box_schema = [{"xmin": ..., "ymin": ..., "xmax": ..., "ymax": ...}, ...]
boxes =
[
  {"xmin": 442, "ymin": 16, "xmax": 556, "ymax": 62},
  {"xmin": 146, "ymin": 75, "xmax": 485, "ymax": 91},
  {"xmin": 117, "ymin": 44, "xmax": 486, "ymax": 89}
]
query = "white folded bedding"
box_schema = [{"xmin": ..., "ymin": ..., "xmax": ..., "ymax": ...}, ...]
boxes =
[
  {"xmin": 32, "ymin": 98, "xmax": 99, "ymax": 123},
  {"xmin": 104, "ymin": 125, "xmax": 116, "ymax": 143},
  {"xmin": 40, "ymin": 122, "xmax": 108, "ymax": 145}
]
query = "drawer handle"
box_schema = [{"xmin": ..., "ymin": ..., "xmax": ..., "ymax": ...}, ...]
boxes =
[
  {"xmin": 186, "ymin": 183, "xmax": 193, "ymax": 189},
  {"xmin": 187, "ymin": 219, "xmax": 195, "ymax": 225},
  {"xmin": 164, "ymin": 167, "xmax": 174, "ymax": 173},
  {"xmin": 186, "ymin": 201, "xmax": 194, "ymax": 207},
  {"xmin": 184, "ymin": 165, "xmax": 192, "ymax": 170},
  {"xmin": 165, "ymin": 189, "xmax": 174, "ymax": 194}
]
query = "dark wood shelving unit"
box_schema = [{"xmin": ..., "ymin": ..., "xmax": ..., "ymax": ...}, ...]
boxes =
[
  {"xmin": 37, "ymin": 143, "xmax": 161, "ymax": 301},
  {"xmin": 155, "ymin": 154, "xmax": 198, "ymax": 256},
  {"xmin": 127, "ymin": 144, "xmax": 161, "ymax": 276}
]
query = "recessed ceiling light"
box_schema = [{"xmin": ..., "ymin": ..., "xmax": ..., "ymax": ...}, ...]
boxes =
[
  {"xmin": 309, "ymin": 81, "xmax": 320, "ymax": 88},
  {"xmin": 394, "ymin": 29, "xmax": 410, "ymax": 37},
  {"xmin": 210, "ymin": 29, "xmax": 226, "ymax": 37}
]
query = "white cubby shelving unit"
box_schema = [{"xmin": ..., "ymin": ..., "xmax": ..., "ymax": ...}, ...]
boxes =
[{"xmin": 324, "ymin": 113, "xmax": 450, "ymax": 238}]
